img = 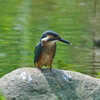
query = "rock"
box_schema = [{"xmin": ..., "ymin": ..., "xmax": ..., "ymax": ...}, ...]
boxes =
[{"xmin": 0, "ymin": 68, "xmax": 100, "ymax": 100}]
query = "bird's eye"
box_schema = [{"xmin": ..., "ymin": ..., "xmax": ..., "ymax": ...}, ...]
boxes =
[{"xmin": 56, "ymin": 36, "xmax": 61, "ymax": 40}]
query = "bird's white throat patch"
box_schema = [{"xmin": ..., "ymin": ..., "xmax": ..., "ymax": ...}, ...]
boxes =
[
  {"xmin": 41, "ymin": 37, "xmax": 57, "ymax": 46},
  {"xmin": 41, "ymin": 37, "xmax": 49, "ymax": 42}
]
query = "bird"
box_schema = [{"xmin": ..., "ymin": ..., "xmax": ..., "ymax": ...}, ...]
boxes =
[{"xmin": 34, "ymin": 30, "xmax": 71, "ymax": 70}]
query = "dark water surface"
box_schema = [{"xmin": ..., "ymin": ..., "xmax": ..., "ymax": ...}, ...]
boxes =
[{"xmin": 0, "ymin": 0, "xmax": 96, "ymax": 77}]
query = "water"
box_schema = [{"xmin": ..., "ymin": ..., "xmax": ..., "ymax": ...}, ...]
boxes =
[{"xmin": 0, "ymin": 0, "xmax": 97, "ymax": 77}]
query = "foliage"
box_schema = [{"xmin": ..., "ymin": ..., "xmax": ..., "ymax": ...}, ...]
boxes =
[{"xmin": 0, "ymin": 95, "xmax": 6, "ymax": 100}]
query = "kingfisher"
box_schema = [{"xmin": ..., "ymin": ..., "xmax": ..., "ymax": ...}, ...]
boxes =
[{"xmin": 34, "ymin": 31, "xmax": 71, "ymax": 70}]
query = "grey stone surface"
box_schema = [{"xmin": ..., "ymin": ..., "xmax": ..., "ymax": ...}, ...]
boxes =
[{"xmin": 0, "ymin": 68, "xmax": 100, "ymax": 100}]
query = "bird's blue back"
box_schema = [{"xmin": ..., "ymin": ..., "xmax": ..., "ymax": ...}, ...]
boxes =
[{"xmin": 34, "ymin": 42, "xmax": 42, "ymax": 64}]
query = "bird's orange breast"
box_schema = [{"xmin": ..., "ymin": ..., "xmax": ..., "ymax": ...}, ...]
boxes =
[{"xmin": 35, "ymin": 43, "xmax": 56, "ymax": 68}]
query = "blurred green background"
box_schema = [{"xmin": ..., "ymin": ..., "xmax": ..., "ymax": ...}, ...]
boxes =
[
  {"xmin": 0, "ymin": 0, "xmax": 99, "ymax": 78},
  {"xmin": 0, "ymin": 95, "xmax": 6, "ymax": 100}
]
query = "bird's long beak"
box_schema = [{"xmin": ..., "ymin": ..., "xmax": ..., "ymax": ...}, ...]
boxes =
[{"xmin": 59, "ymin": 38, "xmax": 71, "ymax": 45}]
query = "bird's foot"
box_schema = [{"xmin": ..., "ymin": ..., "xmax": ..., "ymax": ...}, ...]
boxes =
[{"xmin": 49, "ymin": 67, "xmax": 53, "ymax": 72}]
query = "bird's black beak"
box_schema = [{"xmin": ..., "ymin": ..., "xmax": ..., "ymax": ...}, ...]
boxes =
[{"xmin": 59, "ymin": 38, "xmax": 71, "ymax": 45}]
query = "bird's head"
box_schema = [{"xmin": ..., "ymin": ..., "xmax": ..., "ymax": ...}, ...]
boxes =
[{"xmin": 40, "ymin": 30, "xmax": 71, "ymax": 45}]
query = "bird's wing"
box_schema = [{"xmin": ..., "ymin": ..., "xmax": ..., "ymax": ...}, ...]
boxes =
[{"xmin": 34, "ymin": 42, "xmax": 42, "ymax": 64}]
